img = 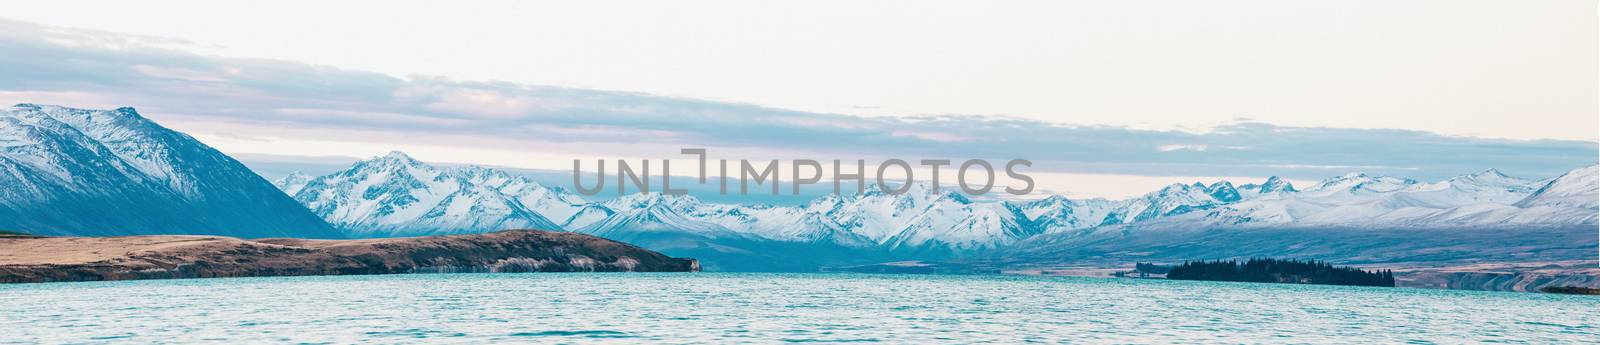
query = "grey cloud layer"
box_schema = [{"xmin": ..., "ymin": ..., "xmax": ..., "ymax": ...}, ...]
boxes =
[{"xmin": 1, "ymin": 18, "xmax": 1593, "ymax": 181}]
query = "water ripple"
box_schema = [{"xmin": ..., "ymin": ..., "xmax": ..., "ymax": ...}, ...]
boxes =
[{"xmin": 0, "ymin": 273, "xmax": 1595, "ymax": 344}]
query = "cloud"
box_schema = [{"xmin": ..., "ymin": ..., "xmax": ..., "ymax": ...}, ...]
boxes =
[
  {"xmin": 890, "ymin": 130, "xmax": 971, "ymax": 143},
  {"xmin": 132, "ymin": 64, "xmax": 235, "ymax": 82},
  {"xmin": 421, "ymin": 89, "xmax": 540, "ymax": 119},
  {"xmin": 0, "ymin": 17, "xmax": 1594, "ymax": 182},
  {"xmin": 1158, "ymin": 144, "xmax": 1208, "ymax": 152}
]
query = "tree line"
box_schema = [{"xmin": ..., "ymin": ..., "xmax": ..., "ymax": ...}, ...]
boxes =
[{"xmin": 1155, "ymin": 258, "xmax": 1395, "ymax": 287}]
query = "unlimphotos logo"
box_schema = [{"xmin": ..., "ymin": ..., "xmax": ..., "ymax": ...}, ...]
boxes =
[{"xmin": 573, "ymin": 148, "xmax": 1034, "ymax": 196}]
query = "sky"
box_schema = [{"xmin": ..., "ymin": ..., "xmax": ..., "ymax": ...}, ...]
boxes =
[{"xmin": 0, "ymin": 1, "xmax": 1596, "ymax": 199}]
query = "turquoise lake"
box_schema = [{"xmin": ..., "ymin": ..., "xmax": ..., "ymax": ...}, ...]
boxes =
[{"xmin": 2, "ymin": 273, "xmax": 1595, "ymax": 343}]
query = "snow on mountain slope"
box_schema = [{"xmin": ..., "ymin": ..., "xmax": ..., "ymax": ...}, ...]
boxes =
[
  {"xmin": 44, "ymin": 106, "xmax": 202, "ymax": 197},
  {"xmin": 0, "ymin": 104, "xmax": 339, "ymax": 238},
  {"xmin": 1014, "ymin": 195, "xmax": 1116, "ymax": 234},
  {"xmin": 565, "ymin": 183, "xmax": 1044, "ymax": 252},
  {"xmin": 1171, "ymin": 169, "xmax": 1585, "ymax": 229},
  {"xmin": 680, "ymin": 201, "xmax": 815, "ymax": 241},
  {"xmin": 884, "ymin": 200, "xmax": 1036, "ymax": 252},
  {"xmin": 565, "ymin": 193, "xmax": 735, "ymax": 238},
  {"xmin": 794, "ymin": 183, "xmax": 1045, "ymax": 251},
  {"xmin": 286, "ymin": 152, "xmax": 583, "ymax": 236},
  {"xmin": 1098, "ymin": 182, "xmax": 1229, "ymax": 226},
  {"xmin": 1385, "ymin": 169, "xmax": 1537, "ymax": 208},
  {"xmin": 457, "ymin": 165, "xmax": 588, "ymax": 222},
  {"xmin": 804, "ymin": 184, "xmax": 946, "ymax": 243},
  {"xmin": 1303, "ymin": 172, "xmax": 1418, "ymax": 197},
  {"xmin": 1188, "ymin": 173, "xmax": 1427, "ymax": 227},
  {"xmin": 1516, "ymin": 165, "xmax": 1599, "ymax": 209}
]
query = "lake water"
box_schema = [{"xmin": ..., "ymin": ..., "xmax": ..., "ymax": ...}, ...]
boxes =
[{"xmin": 1, "ymin": 273, "xmax": 1595, "ymax": 344}]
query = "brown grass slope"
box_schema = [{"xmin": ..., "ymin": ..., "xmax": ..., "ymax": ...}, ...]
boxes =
[{"xmin": 0, "ymin": 229, "xmax": 698, "ymax": 283}]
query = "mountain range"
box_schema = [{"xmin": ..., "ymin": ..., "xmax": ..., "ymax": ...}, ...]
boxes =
[{"xmin": 274, "ymin": 150, "xmax": 1598, "ymax": 270}]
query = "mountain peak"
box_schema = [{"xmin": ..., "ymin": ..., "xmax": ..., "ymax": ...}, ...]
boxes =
[
  {"xmin": 113, "ymin": 106, "xmax": 143, "ymax": 119},
  {"xmin": 357, "ymin": 151, "xmax": 424, "ymax": 169},
  {"xmin": 380, "ymin": 150, "xmax": 416, "ymax": 161},
  {"xmin": 1461, "ymin": 168, "xmax": 1517, "ymax": 182},
  {"xmin": 1312, "ymin": 172, "xmax": 1416, "ymax": 192},
  {"xmin": 1441, "ymin": 168, "xmax": 1528, "ymax": 187},
  {"xmin": 1158, "ymin": 183, "xmax": 1195, "ymax": 193},
  {"xmin": 1037, "ymin": 194, "xmax": 1070, "ymax": 204},
  {"xmin": 10, "ymin": 104, "xmax": 152, "ymax": 129},
  {"xmin": 1205, "ymin": 181, "xmax": 1242, "ymax": 202},
  {"xmin": 1259, "ymin": 176, "xmax": 1296, "ymax": 193},
  {"xmin": 1475, "ymin": 168, "xmax": 1505, "ymax": 177}
]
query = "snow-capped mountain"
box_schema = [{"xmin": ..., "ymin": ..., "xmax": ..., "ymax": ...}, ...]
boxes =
[
  {"xmin": 0, "ymin": 104, "xmax": 338, "ymax": 237},
  {"xmin": 280, "ymin": 151, "xmax": 586, "ymax": 237}
]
